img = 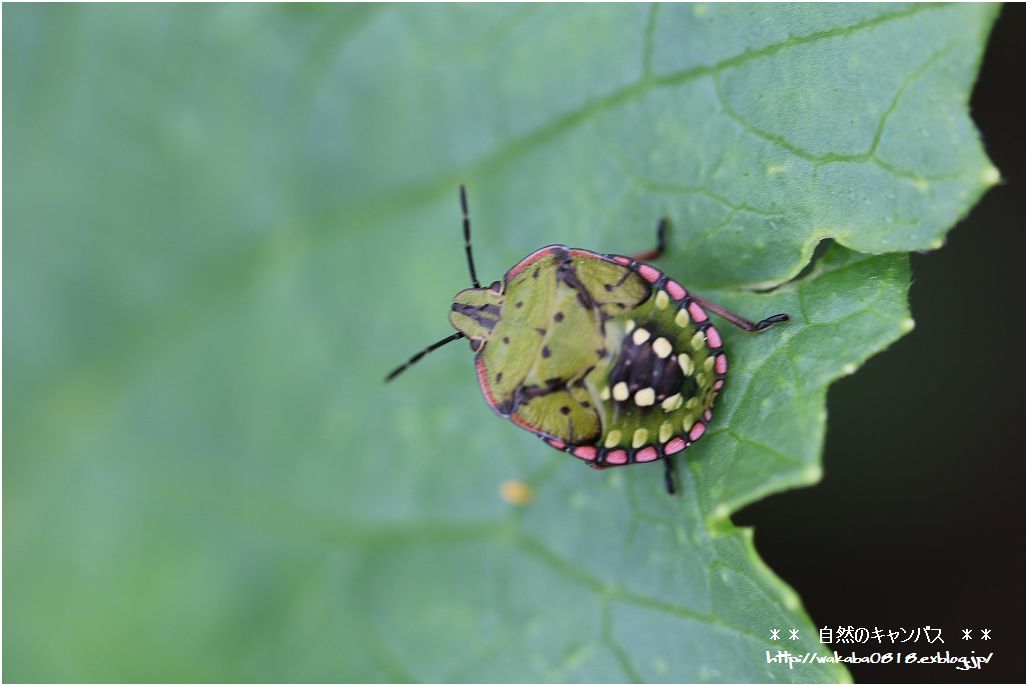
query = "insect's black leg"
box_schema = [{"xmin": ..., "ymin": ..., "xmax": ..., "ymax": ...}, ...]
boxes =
[
  {"xmin": 460, "ymin": 185, "xmax": 482, "ymax": 288},
  {"xmin": 688, "ymin": 292, "xmax": 790, "ymax": 333},
  {"xmin": 385, "ymin": 332, "xmax": 465, "ymax": 382},
  {"xmin": 663, "ymin": 455, "xmax": 677, "ymax": 495},
  {"xmin": 629, "ymin": 217, "xmax": 669, "ymax": 262}
]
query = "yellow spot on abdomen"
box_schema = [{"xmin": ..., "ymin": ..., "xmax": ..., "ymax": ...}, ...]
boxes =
[
  {"xmin": 632, "ymin": 428, "xmax": 649, "ymax": 448},
  {"xmin": 661, "ymin": 393, "xmax": 683, "ymax": 412},
  {"xmin": 655, "ymin": 290, "xmax": 669, "ymax": 309},
  {"xmin": 632, "ymin": 328, "xmax": 651, "ymax": 345},
  {"xmin": 600, "ymin": 385, "xmax": 611, "ymax": 400},
  {"xmin": 691, "ymin": 331, "xmax": 705, "ymax": 351},
  {"xmin": 499, "ymin": 479, "xmax": 533, "ymax": 505},
  {"xmin": 604, "ymin": 430, "xmax": 622, "ymax": 448},
  {"xmin": 634, "ymin": 387, "xmax": 655, "ymax": 406},
  {"xmin": 625, "ymin": 319, "xmax": 636, "ymax": 333},
  {"xmin": 675, "ymin": 308, "xmax": 690, "ymax": 327},
  {"xmin": 659, "ymin": 421, "xmax": 673, "ymax": 442},
  {"xmin": 612, "ymin": 382, "xmax": 630, "ymax": 401},
  {"xmin": 652, "ymin": 337, "xmax": 672, "ymax": 358},
  {"xmin": 678, "ymin": 353, "xmax": 694, "ymax": 375}
]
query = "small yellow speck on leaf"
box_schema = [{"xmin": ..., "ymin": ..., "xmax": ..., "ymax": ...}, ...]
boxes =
[{"xmin": 499, "ymin": 479, "xmax": 533, "ymax": 505}]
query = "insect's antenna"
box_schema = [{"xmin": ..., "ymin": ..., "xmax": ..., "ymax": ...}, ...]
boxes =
[
  {"xmin": 460, "ymin": 185, "xmax": 482, "ymax": 288},
  {"xmin": 385, "ymin": 332, "xmax": 465, "ymax": 382}
]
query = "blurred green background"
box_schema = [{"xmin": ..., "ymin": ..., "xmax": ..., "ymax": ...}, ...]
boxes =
[{"xmin": 5, "ymin": 3, "xmax": 1016, "ymax": 683}]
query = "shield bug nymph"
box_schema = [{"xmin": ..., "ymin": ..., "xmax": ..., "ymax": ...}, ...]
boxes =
[{"xmin": 386, "ymin": 186, "xmax": 789, "ymax": 493}]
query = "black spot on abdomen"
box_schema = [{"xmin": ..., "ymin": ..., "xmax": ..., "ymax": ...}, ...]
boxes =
[{"xmin": 609, "ymin": 329, "xmax": 693, "ymax": 402}]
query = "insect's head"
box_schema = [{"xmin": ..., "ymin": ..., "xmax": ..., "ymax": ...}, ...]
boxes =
[{"xmin": 449, "ymin": 280, "xmax": 503, "ymax": 351}]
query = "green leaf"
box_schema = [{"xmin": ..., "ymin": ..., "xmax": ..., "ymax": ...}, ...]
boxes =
[{"xmin": 5, "ymin": 3, "xmax": 995, "ymax": 682}]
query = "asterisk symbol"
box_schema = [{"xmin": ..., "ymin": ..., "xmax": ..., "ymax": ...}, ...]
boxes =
[
  {"xmin": 981, "ymin": 629, "xmax": 991, "ymax": 640},
  {"xmin": 961, "ymin": 629, "xmax": 972, "ymax": 640},
  {"xmin": 770, "ymin": 629, "xmax": 780, "ymax": 640},
  {"xmin": 789, "ymin": 629, "xmax": 799, "ymax": 640}
]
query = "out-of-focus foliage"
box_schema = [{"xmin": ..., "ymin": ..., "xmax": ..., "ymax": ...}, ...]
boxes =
[{"xmin": 5, "ymin": 4, "xmax": 994, "ymax": 682}]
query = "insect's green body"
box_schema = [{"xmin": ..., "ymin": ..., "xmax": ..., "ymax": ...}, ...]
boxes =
[
  {"xmin": 387, "ymin": 186, "xmax": 787, "ymax": 490},
  {"xmin": 449, "ymin": 245, "xmax": 725, "ymax": 467}
]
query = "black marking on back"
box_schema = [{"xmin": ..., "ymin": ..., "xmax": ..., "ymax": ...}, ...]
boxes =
[
  {"xmin": 512, "ymin": 377, "xmax": 563, "ymax": 410},
  {"xmin": 505, "ymin": 363, "xmax": 597, "ymax": 420},
  {"xmin": 556, "ymin": 260, "xmax": 596, "ymax": 310},
  {"xmin": 553, "ymin": 249, "xmax": 635, "ymax": 334},
  {"xmin": 600, "ymin": 268, "xmax": 638, "ymax": 294}
]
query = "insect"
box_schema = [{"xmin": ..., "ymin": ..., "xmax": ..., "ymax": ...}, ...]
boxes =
[{"xmin": 386, "ymin": 187, "xmax": 789, "ymax": 493}]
